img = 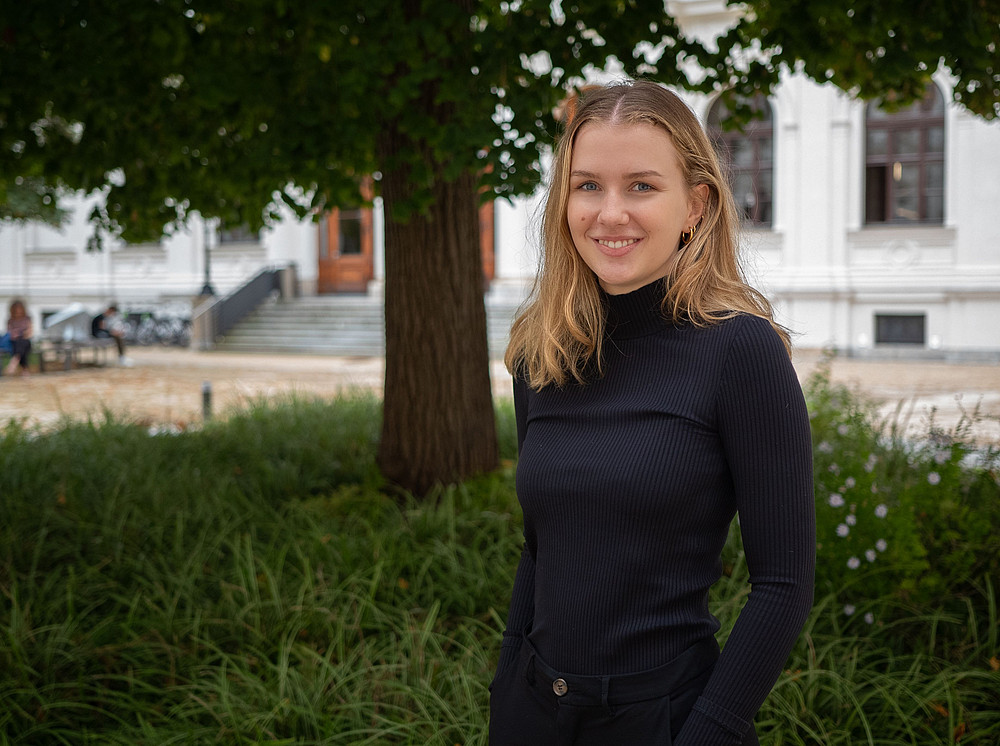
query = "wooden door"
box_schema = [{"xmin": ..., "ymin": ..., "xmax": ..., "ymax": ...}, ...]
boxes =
[
  {"xmin": 318, "ymin": 199, "xmax": 493, "ymax": 294},
  {"xmin": 317, "ymin": 206, "xmax": 374, "ymax": 293}
]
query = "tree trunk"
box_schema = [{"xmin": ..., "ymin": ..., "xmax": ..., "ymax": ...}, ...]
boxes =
[{"xmin": 376, "ymin": 129, "xmax": 499, "ymax": 496}]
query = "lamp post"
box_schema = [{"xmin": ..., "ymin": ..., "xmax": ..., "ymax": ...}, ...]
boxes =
[{"xmin": 200, "ymin": 218, "xmax": 216, "ymax": 296}]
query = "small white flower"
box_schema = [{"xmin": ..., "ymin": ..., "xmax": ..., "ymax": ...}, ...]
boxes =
[
  {"xmin": 837, "ymin": 424, "xmax": 850, "ymax": 436},
  {"xmin": 864, "ymin": 612, "xmax": 875, "ymax": 624},
  {"xmin": 837, "ymin": 523, "xmax": 850, "ymax": 537},
  {"xmin": 871, "ymin": 483, "xmax": 879, "ymax": 494},
  {"xmin": 876, "ymin": 539, "xmax": 888, "ymax": 552},
  {"xmin": 829, "ymin": 494, "xmax": 845, "ymax": 508},
  {"xmin": 934, "ymin": 451, "xmax": 949, "ymax": 465},
  {"xmin": 828, "ymin": 463, "xmax": 841, "ymax": 475},
  {"xmin": 847, "ymin": 557, "xmax": 861, "ymax": 569},
  {"xmin": 844, "ymin": 477, "xmax": 856, "ymax": 489},
  {"xmin": 928, "ymin": 472, "xmax": 941, "ymax": 485},
  {"xmin": 875, "ymin": 504, "xmax": 888, "ymax": 518},
  {"xmin": 844, "ymin": 604, "xmax": 856, "ymax": 616},
  {"xmin": 865, "ymin": 549, "xmax": 877, "ymax": 562},
  {"xmin": 864, "ymin": 454, "xmax": 878, "ymax": 473},
  {"xmin": 846, "ymin": 514, "xmax": 857, "ymax": 526},
  {"xmin": 818, "ymin": 441, "xmax": 834, "ymax": 454}
]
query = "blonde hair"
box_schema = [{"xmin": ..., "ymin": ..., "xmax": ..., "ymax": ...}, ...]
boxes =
[{"xmin": 505, "ymin": 79, "xmax": 789, "ymax": 388}]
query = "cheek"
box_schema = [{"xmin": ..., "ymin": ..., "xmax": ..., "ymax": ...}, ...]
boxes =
[{"xmin": 566, "ymin": 200, "xmax": 589, "ymax": 228}]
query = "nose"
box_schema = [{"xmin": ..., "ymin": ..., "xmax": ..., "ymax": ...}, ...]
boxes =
[{"xmin": 597, "ymin": 191, "xmax": 628, "ymax": 225}]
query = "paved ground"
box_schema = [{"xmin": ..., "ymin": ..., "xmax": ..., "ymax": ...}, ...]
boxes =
[{"xmin": 1, "ymin": 347, "xmax": 998, "ymax": 442}]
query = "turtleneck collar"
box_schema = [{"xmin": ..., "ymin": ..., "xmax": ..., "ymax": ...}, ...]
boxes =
[{"xmin": 603, "ymin": 279, "xmax": 671, "ymax": 340}]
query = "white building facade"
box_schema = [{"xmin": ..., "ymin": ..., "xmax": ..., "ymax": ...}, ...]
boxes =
[{"xmin": 3, "ymin": 4, "xmax": 999, "ymax": 358}]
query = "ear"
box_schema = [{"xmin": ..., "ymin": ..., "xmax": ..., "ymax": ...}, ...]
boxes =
[{"xmin": 687, "ymin": 184, "xmax": 709, "ymax": 226}]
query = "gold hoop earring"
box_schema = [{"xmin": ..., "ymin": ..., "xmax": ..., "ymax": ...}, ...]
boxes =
[{"xmin": 680, "ymin": 224, "xmax": 697, "ymax": 246}]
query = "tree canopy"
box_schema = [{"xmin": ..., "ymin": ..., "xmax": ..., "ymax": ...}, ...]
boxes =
[
  {"xmin": 2, "ymin": 1, "xmax": 996, "ymax": 240},
  {"xmin": 690, "ymin": 0, "xmax": 1000, "ymax": 121}
]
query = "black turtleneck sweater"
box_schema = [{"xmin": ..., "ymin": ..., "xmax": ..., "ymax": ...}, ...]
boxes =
[{"xmin": 500, "ymin": 281, "xmax": 815, "ymax": 745}]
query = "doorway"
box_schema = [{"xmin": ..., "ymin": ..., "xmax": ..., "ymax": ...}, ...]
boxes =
[
  {"xmin": 317, "ymin": 200, "xmax": 495, "ymax": 294},
  {"xmin": 317, "ymin": 205, "xmax": 374, "ymax": 294}
]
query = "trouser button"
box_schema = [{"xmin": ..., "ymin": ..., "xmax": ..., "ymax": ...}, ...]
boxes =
[{"xmin": 552, "ymin": 678, "xmax": 568, "ymax": 696}]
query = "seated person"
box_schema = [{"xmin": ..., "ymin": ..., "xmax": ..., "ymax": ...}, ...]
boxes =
[
  {"xmin": 91, "ymin": 304, "xmax": 133, "ymax": 367},
  {"xmin": 4, "ymin": 299, "xmax": 33, "ymax": 376}
]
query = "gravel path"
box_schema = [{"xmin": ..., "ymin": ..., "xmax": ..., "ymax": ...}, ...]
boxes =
[{"xmin": 2, "ymin": 347, "xmax": 998, "ymax": 443}]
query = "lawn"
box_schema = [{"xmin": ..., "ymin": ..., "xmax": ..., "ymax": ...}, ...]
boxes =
[{"xmin": 1, "ymin": 364, "xmax": 998, "ymax": 744}]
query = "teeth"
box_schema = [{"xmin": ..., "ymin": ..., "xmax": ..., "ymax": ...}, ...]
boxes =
[{"xmin": 599, "ymin": 239, "xmax": 637, "ymax": 250}]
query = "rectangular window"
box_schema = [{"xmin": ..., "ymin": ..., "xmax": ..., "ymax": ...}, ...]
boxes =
[
  {"xmin": 875, "ymin": 314, "xmax": 925, "ymax": 345},
  {"xmin": 338, "ymin": 208, "xmax": 363, "ymax": 255}
]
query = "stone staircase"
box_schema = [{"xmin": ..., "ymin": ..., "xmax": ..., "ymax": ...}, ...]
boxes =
[{"xmin": 215, "ymin": 294, "xmax": 521, "ymax": 357}]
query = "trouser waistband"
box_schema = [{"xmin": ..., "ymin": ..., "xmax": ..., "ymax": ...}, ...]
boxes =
[{"xmin": 523, "ymin": 636, "xmax": 719, "ymax": 708}]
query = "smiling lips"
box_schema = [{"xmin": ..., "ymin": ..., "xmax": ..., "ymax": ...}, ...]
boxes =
[{"xmin": 595, "ymin": 237, "xmax": 641, "ymax": 255}]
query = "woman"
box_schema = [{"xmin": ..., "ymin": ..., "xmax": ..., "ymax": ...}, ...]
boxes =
[
  {"xmin": 5, "ymin": 300, "xmax": 33, "ymax": 376},
  {"xmin": 490, "ymin": 80, "xmax": 815, "ymax": 745}
]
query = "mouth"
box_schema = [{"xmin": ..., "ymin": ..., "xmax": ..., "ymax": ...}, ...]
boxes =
[{"xmin": 594, "ymin": 237, "xmax": 640, "ymax": 256}]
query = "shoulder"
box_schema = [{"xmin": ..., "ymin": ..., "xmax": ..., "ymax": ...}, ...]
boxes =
[
  {"xmin": 675, "ymin": 312, "xmax": 784, "ymax": 354},
  {"xmin": 714, "ymin": 312, "xmax": 787, "ymax": 351},
  {"xmin": 703, "ymin": 314, "xmax": 794, "ymax": 388}
]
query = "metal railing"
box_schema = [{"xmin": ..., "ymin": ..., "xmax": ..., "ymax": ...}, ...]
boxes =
[{"xmin": 192, "ymin": 264, "xmax": 297, "ymax": 349}]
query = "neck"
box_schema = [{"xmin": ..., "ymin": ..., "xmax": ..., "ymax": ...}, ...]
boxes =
[{"xmin": 604, "ymin": 279, "xmax": 669, "ymax": 340}]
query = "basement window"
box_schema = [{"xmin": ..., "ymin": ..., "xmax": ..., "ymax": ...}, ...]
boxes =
[{"xmin": 875, "ymin": 314, "xmax": 926, "ymax": 345}]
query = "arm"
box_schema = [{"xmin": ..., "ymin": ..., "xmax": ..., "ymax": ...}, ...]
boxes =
[
  {"xmin": 676, "ymin": 317, "xmax": 815, "ymax": 745},
  {"xmin": 496, "ymin": 377, "xmax": 536, "ymax": 675}
]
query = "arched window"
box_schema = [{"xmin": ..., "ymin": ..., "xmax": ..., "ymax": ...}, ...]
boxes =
[
  {"xmin": 864, "ymin": 86, "xmax": 945, "ymax": 224},
  {"xmin": 707, "ymin": 94, "xmax": 774, "ymax": 227}
]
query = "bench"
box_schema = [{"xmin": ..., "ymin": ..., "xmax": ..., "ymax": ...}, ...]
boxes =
[{"xmin": 38, "ymin": 337, "xmax": 118, "ymax": 372}]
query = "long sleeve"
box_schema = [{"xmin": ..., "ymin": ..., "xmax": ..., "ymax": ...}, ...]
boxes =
[
  {"xmin": 496, "ymin": 377, "xmax": 536, "ymax": 675},
  {"xmin": 675, "ymin": 318, "xmax": 815, "ymax": 745}
]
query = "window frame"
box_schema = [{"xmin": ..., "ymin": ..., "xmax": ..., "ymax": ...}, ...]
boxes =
[
  {"xmin": 707, "ymin": 94, "xmax": 775, "ymax": 228},
  {"xmin": 864, "ymin": 87, "xmax": 945, "ymax": 225}
]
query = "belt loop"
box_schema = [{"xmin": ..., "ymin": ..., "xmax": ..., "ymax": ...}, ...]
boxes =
[
  {"xmin": 525, "ymin": 651, "xmax": 536, "ymax": 686},
  {"xmin": 600, "ymin": 675, "xmax": 611, "ymax": 713}
]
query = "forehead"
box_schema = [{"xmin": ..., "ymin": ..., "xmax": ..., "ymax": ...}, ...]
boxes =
[{"xmin": 570, "ymin": 121, "xmax": 682, "ymax": 174}]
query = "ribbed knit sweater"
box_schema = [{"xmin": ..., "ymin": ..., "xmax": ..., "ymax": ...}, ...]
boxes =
[{"xmin": 500, "ymin": 280, "xmax": 815, "ymax": 745}]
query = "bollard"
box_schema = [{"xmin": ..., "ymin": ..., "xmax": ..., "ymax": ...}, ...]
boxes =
[{"xmin": 202, "ymin": 381, "xmax": 212, "ymax": 421}]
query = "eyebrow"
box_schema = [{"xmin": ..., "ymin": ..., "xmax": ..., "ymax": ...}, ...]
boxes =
[{"xmin": 570, "ymin": 169, "xmax": 665, "ymax": 180}]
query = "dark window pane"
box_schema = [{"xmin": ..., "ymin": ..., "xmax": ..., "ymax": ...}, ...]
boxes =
[
  {"xmin": 867, "ymin": 129, "xmax": 889, "ymax": 156},
  {"xmin": 895, "ymin": 162, "xmax": 918, "ymax": 189},
  {"xmin": 875, "ymin": 314, "xmax": 925, "ymax": 345},
  {"xmin": 926, "ymin": 162, "xmax": 944, "ymax": 190},
  {"xmin": 925, "ymin": 193, "xmax": 944, "ymax": 222},
  {"xmin": 893, "ymin": 191, "xmax": 919, "ymax": 222},
  {"xmin": 927, "ymin": 126, "xmax": 945, "ymax": 152},
  {"xmin": 338, "ymin": 209, "xmax": 362, "ymax": 255},
  {"xmin": 865, "ymin": 165, "xmax": 888, "ymax": 223},
  {"xmin": 895, "ymin": 128, "xmax": 920, "ymax": 155}
]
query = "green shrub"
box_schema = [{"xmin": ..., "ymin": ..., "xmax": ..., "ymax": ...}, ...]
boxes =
[
  {"xmin": 805, "ymin": 354, "xmax": 1000, "ymax": 626},
  {"xmin": 1, "ymin": 381, "xmax": 997, "ymax": 744}
]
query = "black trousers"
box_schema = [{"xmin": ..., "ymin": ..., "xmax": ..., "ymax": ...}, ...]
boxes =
[
  {"xmin": 489, "ymin": 636, "xmax": 758, "ymax": 746},
  {"xmin": 10, "ymin": 338, "xmax": 31, "ymax": 368}
]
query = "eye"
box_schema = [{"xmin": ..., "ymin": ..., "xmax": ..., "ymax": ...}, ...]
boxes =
[
  {"xmin": 633, "ymin": 182, "xmax": 654, "ymax": 192},
  {"xmin": 575, "ymin": 181, "xmax": 599, "ymax": 191}
]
